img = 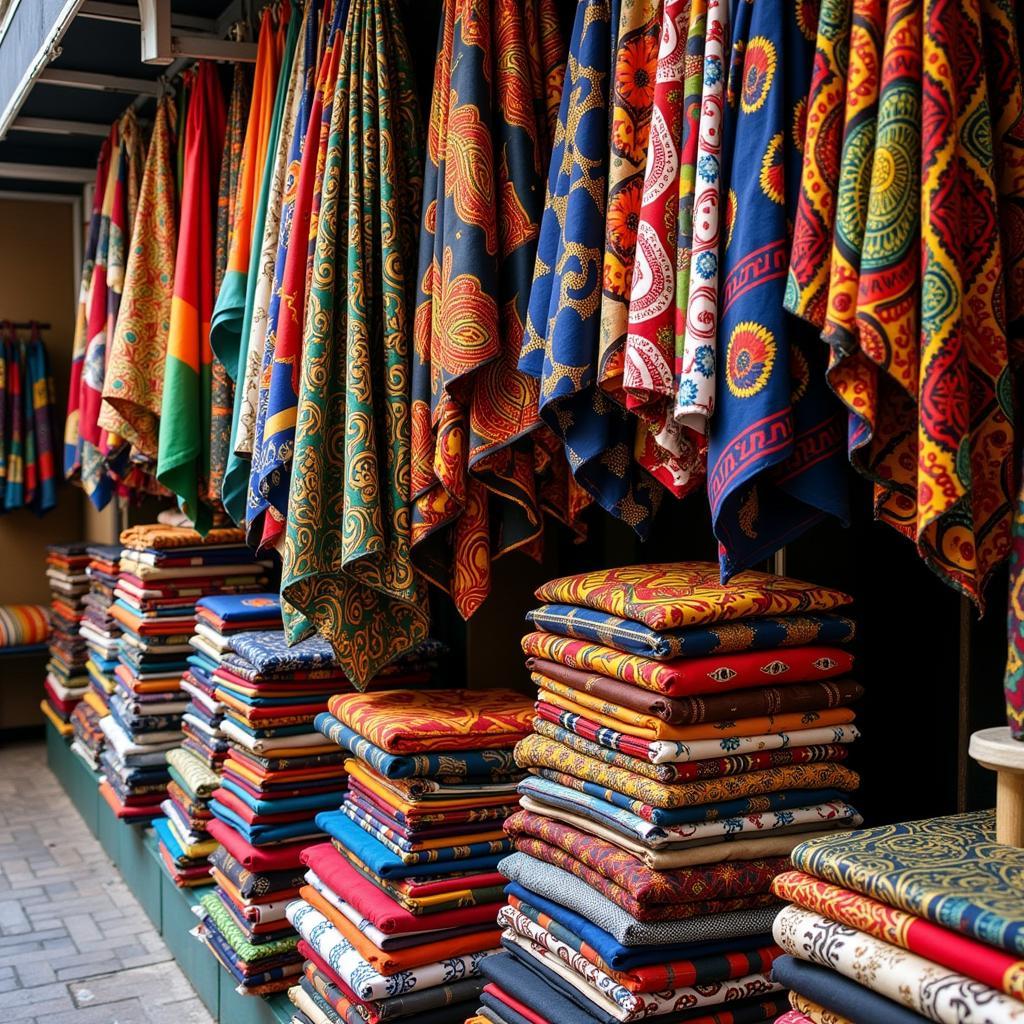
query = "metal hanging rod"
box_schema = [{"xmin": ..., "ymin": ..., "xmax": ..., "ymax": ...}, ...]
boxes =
[{"xmin": 1, "ymin": 322, "xmax": 52, "ymax": 330}]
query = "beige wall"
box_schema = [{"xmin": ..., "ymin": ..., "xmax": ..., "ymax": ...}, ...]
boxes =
[{"xmin": 0, "ymin": 196, "xmax": 87, "ymax": 606}]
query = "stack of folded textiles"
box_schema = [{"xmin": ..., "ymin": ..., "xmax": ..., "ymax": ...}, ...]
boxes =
[
  {"xmin": 195, "ymin": 632, "xmax": 442, "ymax": 996},
  {"xmin": 41, "ymin": 542, "xmax": 91, "ymax": 736},
  {"xmin": 770, "ymin": 810, "xmax": 1024, "ymax": 1024},
  {"xmin": 281, "ymin": 688, "xmax": 534, "ymax": 1023},
  {"xmin": 478, "ymin": 562, "xmax": 866, "ymax": 1024},
  {"xmin": 70, "ymin": 544, "xmax": 122, "ymax": 770},
  {"xmin": 98, "ymin": 524, "xmax": 270, "ymax": 822},
  {"xmin": 156, "ymin": 593, "xmax": 286, "ymax": 888}
]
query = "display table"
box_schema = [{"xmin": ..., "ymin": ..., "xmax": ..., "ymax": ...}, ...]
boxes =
[{"xmin": 45, "ymin": 720, "xmax": 293, "ymax": 1023}]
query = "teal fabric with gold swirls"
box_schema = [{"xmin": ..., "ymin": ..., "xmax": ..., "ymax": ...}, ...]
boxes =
[{"xmin": 792, "ymin": 811, "xmax": 1024, "ymax": 955}]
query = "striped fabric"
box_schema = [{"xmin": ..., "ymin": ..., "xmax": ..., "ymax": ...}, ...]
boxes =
[{"xmin": 0, "ymin": 604, "xmax": 50, "ymax": 648}]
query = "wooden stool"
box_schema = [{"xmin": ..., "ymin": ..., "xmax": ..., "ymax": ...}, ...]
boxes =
[{"xmin": 970, "ymin": 727, "xmax": 1024, "ymax": 847}]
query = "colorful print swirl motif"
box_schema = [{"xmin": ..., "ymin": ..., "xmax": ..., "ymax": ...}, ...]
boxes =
[
  {"xmin": 520, "ymin": 0, "xmax": 663, "ymax": 537},
  {"xmin": 599, "ymin": 0, "xmax": 662, "ymax": 397},
  {"xmin": 784, "ymin": 0, "xmax": 851, "ymax": 327},
  {"xmin": 791, "ymin": 811, "xmax": 1024, "ymax": 956},
  {"xmin": 774, "ymin": 905, "xmax": 1024, "ymax": 1024},
  {"xmin": 410, "ymin": 0, "xmax": 568, "ymax": 619},
  {"xmin": 771, "ymin": 870, "xmax": 1024, "ymax": 1001},
  {"xmin": 281, "ymin": 0, "xmax": 429, "ymax": 688},
  {"xmin": 534, "ymin": 561, "xmax": 852, "ymax": 631},
  {"xmin": 1007, "ymin": 485, "xmax": 1024, "ymax": 736},
  {"xmin": 674, "ymin": 0, "xmax": 726, "ymax": 437},
  {"xmin": 788, "ymin": 993, "xmax": 853, "ymax": 1024},
  {"xmin": 99, "ymin": 96, "xmax": 178, "ymax": 467},
  {"xmin": 709, "ymin": 0, "xmax": 848, "ymax": 578}
]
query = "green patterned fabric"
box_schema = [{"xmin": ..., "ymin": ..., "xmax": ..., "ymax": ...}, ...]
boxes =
[
  {"xmin": 281, "ymin": 0, "xmax": 428, "ymax": 688},
  {"xmin": 199, "ymin": 891, "xmax": 298, "ymax": 963},
  {"xmin": 167, "ymin": 747, "xmax": 220, "ymax": 799}
]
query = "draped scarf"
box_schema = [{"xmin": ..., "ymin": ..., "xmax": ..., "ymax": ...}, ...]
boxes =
[
  {"xmin": 409, "ymin": 0, "xmax": 568, "ymax": 619},
  {"xmin": 26, "ymin": 326, "xmax": 58, "ymax": 514},
  {"xmin": 252, "ymin": 0, "xmax": 345, "ymax": 555},
  {"xmin": 99, "ymin": 95, "xmax": 178, "ymax": 468},
  {"xmin": 247, "ymin": 0, "xmax": 324, "ymax": 546},
  {"xmin": 521, "ymin": 0, "xmax": 664, "ymax": 538},
  {"xmin": 707, "ymin": 0, "xmax": 848, "ymax": 578},
  {"xmin": 281, "ymin": 0, "xmax": 429, "ymax": 687},
  {"xmin": 156, "ymin": 62, "xmax": 226, "ymax": 531}
]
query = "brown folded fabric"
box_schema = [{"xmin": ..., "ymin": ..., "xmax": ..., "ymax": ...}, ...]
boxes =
[
  {"xmin": 528, "ymin": 657, "xmax": 863, "ymax": 724},
  {"xmin": 120, "ymin": 524, "xmax": 246, "ymax": 549}
]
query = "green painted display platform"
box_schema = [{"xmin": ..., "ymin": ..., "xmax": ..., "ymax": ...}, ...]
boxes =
[{"xmin": 45, "ymin": 721, "xmax": 294, "ymax": 1024}]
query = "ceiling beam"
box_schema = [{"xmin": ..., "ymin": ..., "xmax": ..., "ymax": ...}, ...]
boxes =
[
  {"xmin": 78, "ymin": 1, "xmax": 217, "ymax": 33},
  {"xmin": 36, "ymin": 68, "xmax": 160, "ymax": 95},
  {"xmin": 9, "ymin": 116, "xmax": 111, "ymax": 137},
  {"xmin": 0, "ymin": 162, "xmax": 95, "ymax": 184}
]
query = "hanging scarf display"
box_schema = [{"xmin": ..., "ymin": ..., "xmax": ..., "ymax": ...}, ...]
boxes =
[
  {"xmin": 409, "ymin": 0, "xmax": 568, "ymax": 619},
  {"xmin": 25, "ymin": 326, "xmax": 58, "ymax": 514},
  {"xmin": 521, "ymin": 0, "xmax": 663, "ymax": 538},
  {"xmin": 624, "ymin": 0, "xmax": 703, "ymax": 498},
  {"xmin": 99, "ymin": 95, "xmax": 179, "ymax": 471},
  {"xmin": 281, "ymin": 0, "xmax": 429, "ymax": 687},
  {"xmin": 4, "ymin": 329, "xmax": 24, "ymax": 510},
  {"xmin": 221, "ymin": 5, "xmax": 300, "ymax": 525},
  {"xmin": 707, "ymin": 0, "xmax": 848, "ymax": 578},
  {"xmin": 252, "ymin": 0, "xmax": 343, "ymax": 555},
  {"xmin": 247, "ymin": 0, "xmax": 323, "ymax": 547},
  {"xmin": 156, "ymin": 62, "xmax": 226, "ymax": 530},
  {"xmin": 210, "ymin": 64, "xmax": 253, "ymax": 507}
]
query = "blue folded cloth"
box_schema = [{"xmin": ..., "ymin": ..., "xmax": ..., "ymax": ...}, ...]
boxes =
[
  {"xmin": 773, "ymin": 955, "xmax": 927, "ymax": 1023},
  {"xmin": 228, "ymin": 631, "xmax": 338, "ymax": 673},
  {"xmin": 220, "ymin": 778, "xmax": 344, "ymax": 816},
  {"xmin": 314, "ymin": 712, "xmax": 519, "ymax": 780},
  {"xmin": 196, "ymin": 593, "xmax": 282, "ymax": 624},
  {"xmin": 208, "ymin": 800, "xmax": 322, "ymax": 846},
  {"xmin": 503, "ymin": 882, "xmax": 772, "ymax": 970},
  {"xmin": 316, "ymin": 809, "xmax": 507, "ymax": 878},
  {"xmin": 152, "ymin": 816, "xmax": 203, "ymax": 868}
]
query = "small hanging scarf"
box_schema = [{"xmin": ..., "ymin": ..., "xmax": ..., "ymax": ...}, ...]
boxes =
[
  {"xmin": 156, "ymin": 62, "xmax": 226, "ymax": 531},
  {"xmin": 708, "ymin": 0, "xmax": 848, "ymax": 578},
  {"xmin": 409, "ymin": 0, "xmax": 567, "ymax": 618},
  {"xmin": 281, "ymin": 0, "xmax": 429, "ymax": 687},
  {"xmin": 99, "ymin": 95, "xmax": 178, "ymax": 468},
  {"xmin": 26, "ymin": 326, "xmax": 58, "ymax": 514},
  {"xmin": 5, "ymin": 330, "xmax": 24, "ymax": 510}
]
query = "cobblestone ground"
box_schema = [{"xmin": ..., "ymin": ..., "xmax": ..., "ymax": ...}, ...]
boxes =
[{"xmin": 0, "ymin": 739, "xmax": 214, "ymax": 1023}]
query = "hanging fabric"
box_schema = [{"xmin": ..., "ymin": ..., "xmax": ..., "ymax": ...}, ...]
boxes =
[
  {"xmin": 210, "ymin": 64, "xmax": 253, "ymax": 506},
  {"xmin": 251, "ymin": 2, "xmax": 344, "ymax": 556},
  {"xmin": 408, "ymin": 0, "xmax": 569, "ymax": 619},
  {"xmin": 707, "ymin": 0, "xmax": 848, "ymax": 578},
  {"xmin": 156, "ymin": 62, "xmax": 227, "ymax": 531},
  {"xmin": 281, "ymin": 0, "xmax": 429, "ymax": 687},
  {"xmin": 220, "ymin": 5, "xmax": 300, "ymax": 525},
  {"xmin": 99, "ymin": 94, "xmax": 179, "ymax": 471},
  {"xmin": 247, "ymin": 0, "xmax": 323, "ymax": 547},
  {"xmin": 25, "ymin": 325, "xmax": 58, "ymax": 514},
  {"xmin": 5, "ymin": 327, "xmax": 25, "ymax": 510},
  {"xmin": 521, "ymin": 0, "xmax": 665, "ymax": 539}
]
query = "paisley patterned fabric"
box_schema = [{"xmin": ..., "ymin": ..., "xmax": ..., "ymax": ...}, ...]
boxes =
[
  {"xmin": 708, "ymin": 0, "xmax": 848, "ymax": 577},
  {"xmin": 411, "ymin": 0, "xmax": 568, "ymax": 619},
  {"xmin": 157, "ymin": 63, "xmax": 226, "ymax": 531},
  {"xmin": 787, "ymin": 993, "xmax": 854, "ymax": 1024},
  {"xmin": 99, "ymin": 95, "xmax": 177, "ymax": 466},
  {"xmin": 772, "ymin": 870, "xmax": 1024, "ymax": 1001},
  {"xmin": 329, "ymin": 689, "xmax": 533, "ymax": 753},
  {"xmin": 600, "ymin": 0, "xmax": 661, "ymax": 397},
  {"xmin": 534, "ymin": 563, "xmax": 852, "ymax": 631},
  {"xmin": 791, "ymin": 811, "xmax": 1024, "ymax": 955},
  {"xmin": 281, "ymin": 0, "xmax": 429, "ymax": 687},
  {"xmin": 774, "ymin": 905, "xmax": 1024, "ymax": 1024},
  {"xmin": 626, "ymin": 0, "xmax": 702, "ymax": 499},
  {"xmin": 521, "ymin": 0, "xmax": 663, "ymax": 537},
  {"xmin": 526, "ymin": 605, "xmax": 856, "ymax": 660}
]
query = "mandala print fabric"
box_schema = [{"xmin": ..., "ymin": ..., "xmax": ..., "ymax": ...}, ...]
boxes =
[
  {"xmin": 410, "ymin": 0, "xmax": 570, "ymax": 619},
  {"xmin": 520, "ymin": 0, "xmax": 664, "ymax": 537},
  {"xmin": 708, "ymin": 0, "xmax": 848, "ymax": 578},
  {"xmin": 281, "ymin": 0, "xmax": 430, "ymax": 687}
]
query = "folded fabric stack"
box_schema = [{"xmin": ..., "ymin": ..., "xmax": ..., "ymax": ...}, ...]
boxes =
[
  {"xmin": 40, "ymin": 542, "xmax": 91, "ymax": 736},
  {"xmin": 70, "ymin": 544, "xmax": 122, "ymax": 769},
  {"xmin": 478, "ymin": 562, "xmax": 866, "ymax": 1024},
  {"xmin": 156, "ymin": 593, "xmax": 286, "ymax": 888},
  {"xmin": 279, "ymin": 688, "xmax": 534, "ymax": 1023},
  {"xmin": 770, "ymin": 811, "xmax": 1024, "ymax": 1024},
  {"xmin": 98, "ymin": 525, "xmax": 270, "ymax": 822}
]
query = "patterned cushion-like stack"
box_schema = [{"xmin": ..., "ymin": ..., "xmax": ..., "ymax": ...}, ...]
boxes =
[
  {"xmin": 771, "ymin": 811, "xmax": 1024, "ymax": 1023},
  {"xmin": 474, "ymin": 562, "xmax": 866, "ymax": 1024}
]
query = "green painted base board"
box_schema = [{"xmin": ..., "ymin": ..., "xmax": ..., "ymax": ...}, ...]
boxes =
[
  {"xmin": 45, "ymin": 721, "xmax": 100, "ymax": 836},
  {"xmin": 219, "ymin": 979, "xmax": 293, "ymax": 1024},
  {"xmin": 159, "ymin": 872, "xmax": 220, "ymax": 1018},
  {"xmin": 119, "ymin": 825, "xmax": 162, "ymax": 931}
]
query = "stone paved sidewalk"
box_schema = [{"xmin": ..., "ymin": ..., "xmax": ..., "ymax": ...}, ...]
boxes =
[{"xmin": 0, "ymin": 739, "xmax": 213, "ymax": 1023}]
